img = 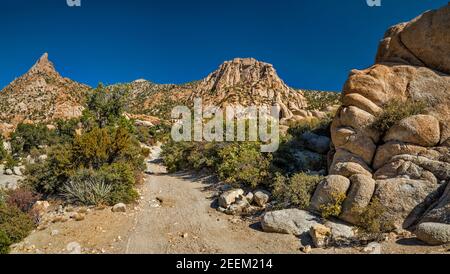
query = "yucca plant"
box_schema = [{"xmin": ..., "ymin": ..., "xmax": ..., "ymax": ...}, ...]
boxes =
[{"xmin": 61, "ymin": 171, "xmax": 112, "ymax": 206}]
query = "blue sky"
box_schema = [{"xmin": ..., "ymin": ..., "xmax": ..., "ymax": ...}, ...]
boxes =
[{"xmin": 0, "ymin": 0, "xmax": 448, "ymax": 91}]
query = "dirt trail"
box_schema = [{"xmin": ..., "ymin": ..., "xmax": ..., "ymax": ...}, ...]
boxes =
[
  {"xmin": 124, "ymin": 148, "xmax": 300, "ymax": 254},
  {"xmin": 11, "ymin": 147, "xmax": 448, "ymax": 254}
]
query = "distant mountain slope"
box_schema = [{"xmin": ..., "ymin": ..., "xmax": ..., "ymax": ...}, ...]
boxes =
[{"xmin": 0, "ymin": 53, "xmax": 90, "ymax": 135}]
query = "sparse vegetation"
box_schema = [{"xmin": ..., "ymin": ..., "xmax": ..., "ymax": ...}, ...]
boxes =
[
  {"xmin": 287, "ymin": 116, "xmax": 333, "ymax": 138},
  {"xmin": 11, "ymin": 123, "xmax": 55, "ymax": 156},
  {"xmin": 272, "ymin": 173, "xmax": 323, "ymax": 209},
  {"xmin": 23, "ymin": 85, "xmax": 146, "ymax": 206},
  {"xmin": 356, "ymin": 198, "xmax": 395, "ymax": 236},
  {"xmin": 217, "ymin": 142, "xmax": 272, "ymax": 188},
  {"xmin": 3, "ymin": 153, "xmax": 19, "ymax": 172},
  {"xmin": 319, "ymin": 192, "xmax": 346, "ymax": 219},
  {"xmin": 372, "ymin": 99, "xmax": 427, "ymax": 132},
  {"xmin": 0, "ymin": 203, "xmax": 36, "ymax": 254},
  {"xmin": 0, "ymin": 135, "xmax": 7, "ymax": 161},
  {"xmin": 302, "ymin": 90, "xmax": 341, "ymax": 111}
]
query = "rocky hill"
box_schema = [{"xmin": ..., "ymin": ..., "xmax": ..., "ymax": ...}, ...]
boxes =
[
  {"xmin": 119, "ymin": 58, "xmax": 338, "ymax": 123},
  {"xmin": 310, "ymin": 3, "xmax": 450, "ymax": 245},
  {"xmin": 190, "ymin": 58, "xmax": 308, "ymax": 120},
  {"xmin": 111, "ymin": 79, "xmax": 195, "ymax": 120},
  {"xmin": 0, "ymin": 53, "xmax": 90, "ymax": 136}
]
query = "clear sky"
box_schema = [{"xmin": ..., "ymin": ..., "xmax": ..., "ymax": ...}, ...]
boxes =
[{"xmin": 0, "ymin": 0, "xmax": 448, "ymax": 91}]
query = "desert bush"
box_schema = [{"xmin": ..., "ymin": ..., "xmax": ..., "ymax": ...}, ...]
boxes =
[
  {"xmin": 320, "ymin": 192, "xmax": 347, "ymax": 219},
  {"xmin": 217, "ymin": 142, "xmax": 271, "ymax": 188},
  {"xmin": 136, "ymin": 124, "xmax": 171, "ymax": 146},
  {"xmin": 288, "ymin": 116, "xmax": 332, "ymax": 138},
  {"xmin": 356, "ymin": 198, "xmax": 395, "ymax": 235},
  {"xmin": 72, "ymin": 126, "xmax": 145, "ymax": 171},
  {"xmin": 98, "ymin": 163, "xmax": 139, "ymax": 205},
  {"xmin": 84, "ymin": 84, "xmax": 127, "ymax": 129},
  {"xmin": 0, "ymin": 205, "xmax": 35, "ymax": 254},
  {"xmin": 272, "ymin": 173, "xmax": 322, "ymax": 209},
  {"xmin": 24, "ymin": 144, "xmax": 74, "ymax": 195},
  {"xmin": 11, "ymin": 123, "xmax": 56, "ymax": 155},
  {"xmin": 372, "ymin": 99, "xmax": 427, "ymax": 132},
  {"xmin": 0, "ymin": 135, "xmax": 6, "ymax": 161},
  {"xmin": 0, "ymin": 190, "xmax": 5, "ymax": 206},
  {"xmin": 161, "ymin": 141, "xmax": 196, "ymax": 172},
  {"xmin": 4, "ymin": 153, "xmax": 19, "ymax": 171},
  {"xmin": 5, "ymin": 188, "xmax": 41, "ymax": 213},
  {"xmin": 54, "ymin": 118, "xmax": 80, "ymax": 144},
  {"xmin": 302, "ymin": 90, "xmax": 341, "ymax": 111}
]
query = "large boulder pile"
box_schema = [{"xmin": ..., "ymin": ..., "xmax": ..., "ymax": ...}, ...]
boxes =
[{"xmin": 311, "ymin": 4, "xmax": 450, "ymax": 240}]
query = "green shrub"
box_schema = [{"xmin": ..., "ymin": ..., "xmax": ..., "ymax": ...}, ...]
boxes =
[
  {"xmin": 288, "ymin": 116, "xmax": 332, "ymax": 138},
  {"xmin": 0, "ymin": 205, "xmax": 35, "ymax": 254},
  {"xmin": 98, "ymin": 163, "xmax": 139, "ymax": 205},
  {"xmin": 54, "ymin": 118, "xmax": 80, "ymax": 144},
  {"xmin": 356, "ymin": 198, "xmax": 395, "ymax": 235},
  {"xmin": 11, "ymin": 123, "xmax": 56, "ymax": 155},
  {"xmin": 272, "ymin": 173, "xmax": 322, "ymax": 209},
  {"xmin": 320, "ymin": 192, "xmax": 347, "ymax": 219},
  {"xmin": 84, "ymin": 84, "xmax": 127, "ymax": 129},
  {"xmin": 302, "ymin": 90, "xmax": 341, "ymax": 111},
  {"xmin": 24, "ymin": 144, "xmax": 74, "ymax": 195},
  {"xmin": 372, "ymin": 99, "xmax": 427, "ymax": 132},
  {"xmin": 4, "ymin": 153, "xmax": 19, "ymax": 171},
  {"xmin": 0, "ymin": 135, "xmax": 6, "ymax": 161},
  {"xmin": 161, "ymin": 141, "xmax": 196, "ymax": 172},
  {"xmin": 217, "ymin": 142, "xmax": 271, "ymax": 188}
]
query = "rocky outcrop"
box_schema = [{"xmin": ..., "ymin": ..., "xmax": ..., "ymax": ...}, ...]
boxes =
[
  {"xmin": 261, "ymin": 209, "xmax": 356, "ymax": 246},
  {"xmin": 312, "ymin": 4, "xmax": 450, "ymax": 231},
  {"xmin": 0, "ymin": 53, "xmax": 90, "ymax": 136},
  {"xmin": 190, "ymin": 58, "xmax": 308, "ymax": 120}
]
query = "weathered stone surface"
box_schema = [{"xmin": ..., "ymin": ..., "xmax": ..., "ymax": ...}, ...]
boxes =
[
  {"xmin": 112, "ymin": 203, "xmax": 127, "ymax": 213},
  {"xmin": 301, "ymin": 132, "xmax": 331, "ymax": 154},
  {"xmin": 254, "ymin": 190, "xmax": 270, "ymax": 207},
  {"xmin": 340, "ymin": 175, "xmax": 376, "ymax": 224},
  {"xmin": 329, "ymin": 149, "xmax": 373, "ymax": 178},
  {"xmin": 374, "ymin": 159, "xmax": 438, "ymax": 184},
  {"xmin": 384, "ymin": 115, "xmax": 440, "ymax": 147},
  {"xmin": 310, "ymin": 175, "xmax": 351, "ymax": 213},
  {"xmin": 328, "ymin": 4, "xmax": 450, "ymax": 229},
  {"xmin": 376, "ymin": 4, "xmax": 450, "ymax": 75},
  {"xmin": 291, "ymin": 149, "xmax": 325, "ymax": 172},
  {"xmin": 387, "ymin": 155, "xmax": 450, "ymax": 181},
  {"xmin": 66, "ymin": 242, "xmax": 82, "ymax": 254},
  {"xmin": 420, "ymin": 183, "xmax": 450, "ymax": 224},
  {"xmin": 374, "ymin": 179, "xmax": 439, "ymax": 229},
  {"xmin": 373, "ymin": 141, "xmax": 437, "ymax": 170},
  {"xmin": 338, "ymin": 106, "xmax": 380, "ymax": 143},
  {"xmin": 218, "ymin": 189, "xmax": 244, "ymax": 208},
  {"xmin": 415, "ymin": 222, "xmax": 450, "ymax": 245},
  {"xmin": 225, "ymin": 199, "xmax": 250, "ymax": 215},
  {"xmin": 261, "ymin": 209, "xmax": 321, "ymax": 237},
  {"xmin": 310, "ymin": 224, "xmax": 331, "ymax": 248},
  {"xmin": 342, "ymin": 93, "xmax": 383, "ymax": 116}
]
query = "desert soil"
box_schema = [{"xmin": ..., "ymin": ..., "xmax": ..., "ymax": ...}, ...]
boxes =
[{"xmin": 10, "ymin": 147, "xmax": 450, "ymax": 254}]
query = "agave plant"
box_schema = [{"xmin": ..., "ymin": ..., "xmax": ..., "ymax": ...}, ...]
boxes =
[{"xmin": 61, "ymin": 172, "xmax": 112, "ymax": 206}]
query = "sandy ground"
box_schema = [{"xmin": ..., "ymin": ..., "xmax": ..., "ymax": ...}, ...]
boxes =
[{"xmin": 10, "ymin": 147, "xmax": 450, "ymax": 254}]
